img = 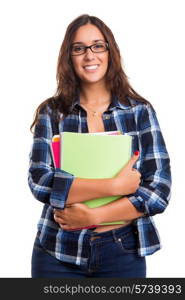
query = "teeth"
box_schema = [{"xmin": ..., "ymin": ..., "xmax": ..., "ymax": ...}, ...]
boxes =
[{"xmin": 84, "ymin": 65, "xmax": 98, "ymax": 70}]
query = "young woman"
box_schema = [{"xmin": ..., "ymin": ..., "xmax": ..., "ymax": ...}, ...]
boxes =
[{"xmin": 28, "ymin": 14, "xmax": 171, "ymax": 278}]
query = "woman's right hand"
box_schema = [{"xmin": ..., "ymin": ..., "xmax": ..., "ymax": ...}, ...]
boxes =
[{"xmin": 113, "ymin": 151, "xmax": 141, "ymax": 196}]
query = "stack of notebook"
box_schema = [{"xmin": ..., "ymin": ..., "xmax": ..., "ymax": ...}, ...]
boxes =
[{"xmin": 50, "ymin": 131, "xmax": 132, "ymax": 229}]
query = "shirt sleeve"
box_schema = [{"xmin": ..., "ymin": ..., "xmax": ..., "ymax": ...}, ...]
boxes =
[
  {"xmin": 28, "ymin": 106, "xmax": 75, "ymax": 209},
  {"xmin": 128, "ymin": 104, "xmax": 172, "ymax": 216}
]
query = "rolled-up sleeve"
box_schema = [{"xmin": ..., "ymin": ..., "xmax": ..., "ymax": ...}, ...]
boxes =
[
  {"xmin": 28, "ymin": 107, "xmax": 75, "ymax": 209},
  {"xmin": 128, "ymin": 104, "xmax": 172, "ymax": 216}
]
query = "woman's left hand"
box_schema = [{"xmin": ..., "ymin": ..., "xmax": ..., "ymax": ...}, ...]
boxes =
[{"xmin": 53, "ymin": 203, "xmax": 98, "ymax": 230}]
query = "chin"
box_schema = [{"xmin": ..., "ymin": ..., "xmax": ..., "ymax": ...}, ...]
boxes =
[
  {"xmin": 81, "ymin": 74, "xmax": 106, "ymax": 84},
  {"xmin": 83, "ymin": 79, "xmax": 104, "ymax": 85}
]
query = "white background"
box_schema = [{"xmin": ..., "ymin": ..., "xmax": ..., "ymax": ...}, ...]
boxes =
[{"xmin": 0, "ymin": 0, "xmax": 184, "ymax": 277}]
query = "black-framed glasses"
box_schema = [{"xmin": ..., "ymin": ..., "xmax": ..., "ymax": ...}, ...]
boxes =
[{"xmin": 71, "ymin": 41, "xmax": 109, "ymax": 56}]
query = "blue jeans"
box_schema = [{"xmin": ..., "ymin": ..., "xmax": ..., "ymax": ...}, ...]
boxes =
[{"xmin": 31, "ymin": 224, "xmax": 146, "ymax": 278}]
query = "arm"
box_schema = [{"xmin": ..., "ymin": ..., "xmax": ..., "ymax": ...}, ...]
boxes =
[
  {"xmin": 66, "ymin": 178, "xmax": 115, "ymax": 204},
  {"xmin": 127, "ymin": 104, "xmax": 172, "ymax": 216},
  {"xmin": 93, "ymin": 197, "xmax": 143, "ymax": 224},
  {"xmin": 54, "ymin": 197, "xmax": 143, "ymax": 230},
  {"xmin": 96, "ymin": 104, "xmax": 172, "ymax": 219},
  {"xmin": 28, "ymin": 106, "xmax": 75, "ymax": 209},
  {"xmin": 66, "ymin": 152, "xmax": 140, "ymax": 204}
]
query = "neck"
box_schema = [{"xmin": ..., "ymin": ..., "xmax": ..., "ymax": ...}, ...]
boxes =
[{"xmin": 80, "ymin": 82, "xmax": 111, "ymax": 106}]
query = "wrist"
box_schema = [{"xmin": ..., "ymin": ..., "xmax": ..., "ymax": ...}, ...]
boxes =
[{"xmin": 112, "ymin": 178, "xmax": 122, "ymax": 196}]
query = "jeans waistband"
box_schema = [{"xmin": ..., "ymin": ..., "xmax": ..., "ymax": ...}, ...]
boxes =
[{"xmin": 87, "ymin": 223, "xmax": 136, "ymax": 241}]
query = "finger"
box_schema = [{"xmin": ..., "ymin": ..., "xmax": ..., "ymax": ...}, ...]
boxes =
[
  {"xmin": 132, "ymin": 168, "xmax": 141, "ymax": 177},
  {"xmin": 126, "ymin": 151, "xmax": 140, "ymax": 169},
  {"xmin": 54, "ymin": 208, "xmax": 63, "ymax": 213},
  {"xmin": 54, "ymin": 210, "xmax": 64, "ymax": 217},
  {"xmin": 54, "ymin": 214, "xmax": 65, "ymax": 224},
  {"xmin": 59, "ymin": 223, "xmax": 68, "ymax": 229},
  {"xmin": 65, "ymin": 204, "xmax": 76, "ymax": 208}
]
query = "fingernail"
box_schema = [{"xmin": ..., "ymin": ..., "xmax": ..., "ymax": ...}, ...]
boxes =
[{"xmin": 134, "ymin": 151, "xmax": 139, "ymax": 156}]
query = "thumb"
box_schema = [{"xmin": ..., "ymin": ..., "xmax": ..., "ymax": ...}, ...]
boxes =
[{"xmin": 127, "ymin": 151, "xmax": 140, "ymax": 169}]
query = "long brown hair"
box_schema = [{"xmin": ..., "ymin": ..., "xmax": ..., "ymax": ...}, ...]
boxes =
[{"xmin": 30, "ymin": 14, "xmax": 149, "ymax": 132}]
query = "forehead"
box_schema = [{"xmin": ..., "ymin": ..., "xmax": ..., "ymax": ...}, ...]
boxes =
[{"xmin": 72, "ymin": 24, "xmax": 105, "ymax": 44}]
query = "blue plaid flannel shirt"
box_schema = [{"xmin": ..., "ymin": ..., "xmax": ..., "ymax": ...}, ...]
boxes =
[{"xmin": 28, "ymin": 95, "xmax": 171, "ymax": 266}]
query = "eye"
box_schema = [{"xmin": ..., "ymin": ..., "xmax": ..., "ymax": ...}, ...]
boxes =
[
  {"xmin": 94, "ymin": 43, "xmax": 105, "ymax": 49},
  {"xmin": 92, "ymin": 43, "xmax": 107, "ymax": 52},
  {"xmin": 72, "ymin": 45, "xmax": 84, "ymax": 53}
]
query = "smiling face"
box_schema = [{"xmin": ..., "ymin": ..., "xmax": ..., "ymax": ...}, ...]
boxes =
[{"xmin": 71, "ymin": 24, "xmax": 109, "ymax": 87}]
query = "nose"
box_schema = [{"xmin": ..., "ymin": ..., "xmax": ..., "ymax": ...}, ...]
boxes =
[{"xmin": 84, "ymin": 48, "xmax": 95, "ymax": 60}]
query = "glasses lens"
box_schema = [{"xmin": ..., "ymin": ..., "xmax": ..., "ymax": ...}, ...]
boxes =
[
  {"xmin": 71, "ymin": 45, "xmax": 85, "ymax": 55},
  {"xmin": 92, "ymin": 43, "xmax": 107, "ymax": 53}
]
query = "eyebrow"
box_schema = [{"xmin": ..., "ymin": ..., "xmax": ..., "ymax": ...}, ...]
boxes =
[{"xmin": 71, "ymin": 39, "xmax": 105, "ymax": 45}]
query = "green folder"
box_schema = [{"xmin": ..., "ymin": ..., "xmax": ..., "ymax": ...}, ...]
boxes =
[{"xmin": 60, "ymin": 132, "xmax": 132, "ymax": 225}]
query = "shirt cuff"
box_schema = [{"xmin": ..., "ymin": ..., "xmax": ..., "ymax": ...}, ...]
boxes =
[
  {"xmin": 127, "ymin": 190, "xmax": 148, "ymax": 216},
  {"xmin": 50, "ymin": 168, "xmax": 75, "ymax": 209}
]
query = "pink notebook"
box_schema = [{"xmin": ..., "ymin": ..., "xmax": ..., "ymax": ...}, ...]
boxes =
[
  {"xmin": 50, "ymin": 131, "xmax": 121, "ymax": 230},
  {"xmin": 50, "ymin": 135, "xmax": 60, "ymax": 168}
]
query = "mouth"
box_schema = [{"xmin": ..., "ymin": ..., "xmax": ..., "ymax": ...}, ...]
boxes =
[{"xmin": 83, "ymin": 64, "xmax": 99, "ymax": 71}]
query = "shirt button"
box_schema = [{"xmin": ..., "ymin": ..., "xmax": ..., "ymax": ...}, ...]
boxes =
[
  {"xmin": 105, "ymin": 115, "xmax": 110, "ymax": 119},
  {"xmin": 118, "ymin": 238, "xmax": 122, "ymax": 242}
]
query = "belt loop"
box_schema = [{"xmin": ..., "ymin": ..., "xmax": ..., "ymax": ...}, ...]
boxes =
[{"xmin": 112, "ymin": 229, "xmax": 118, "ymax": 242}]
